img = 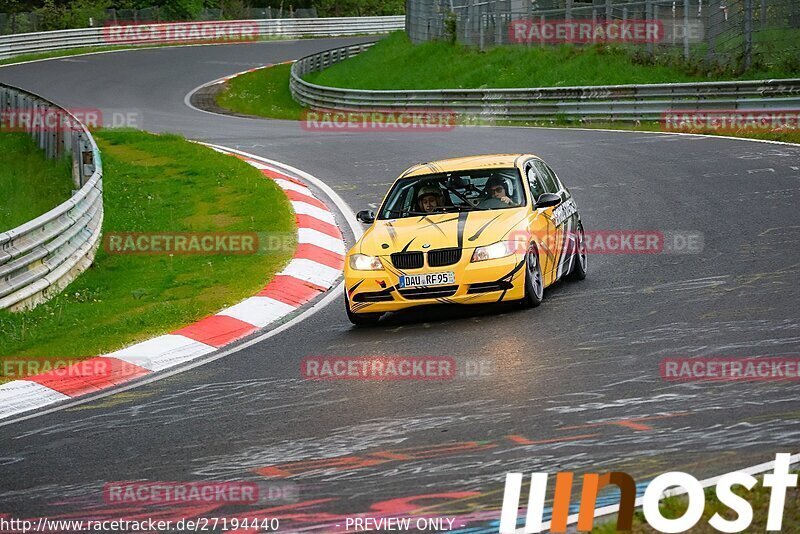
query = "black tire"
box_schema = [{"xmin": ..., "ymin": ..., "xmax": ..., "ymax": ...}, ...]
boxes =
[
  {"xmin": 344, "ymin": 292, "xmax": 382, "ymax": 326},
  {"xmin": 567, "ymin": 221, "xmax": 587, "ymax": 281},
  {"xmin": 521, "ymin": 246, "xmax": 544, "ymax": 308}
]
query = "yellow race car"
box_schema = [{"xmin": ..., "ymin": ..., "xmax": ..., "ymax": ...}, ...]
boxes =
[{"xmin": 344, "ymin": 154, "xmax": 587, "ymax": 325}]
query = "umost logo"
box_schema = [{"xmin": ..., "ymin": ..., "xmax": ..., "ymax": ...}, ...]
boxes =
[{"xmin": 499, "ymin": 453, "xmax": 797, "ymax": 533}]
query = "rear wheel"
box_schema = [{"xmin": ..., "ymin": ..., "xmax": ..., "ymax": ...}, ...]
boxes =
[
  {"xmin": 567, "ymin": 221, "xmax": 587, "ymax": 281},
  {"xmin": 345, "ymin": 292, "xmax": 382, "ymax": 326},
  {"xmin": 521, "ymin": 247, "xmax": 544, "ymax": 308}
]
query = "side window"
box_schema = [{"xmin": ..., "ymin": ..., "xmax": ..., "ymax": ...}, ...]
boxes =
[
  {"xmin": 541, "ymin": 162, "xmax": 563, "ymax": 192},
  {"xmin": 526, "ymin": 164, "xmax": 545, "ymax": 199},
  {"xmin": 533, "ymin": 161, "xmax": 558, "ymax": 193}
]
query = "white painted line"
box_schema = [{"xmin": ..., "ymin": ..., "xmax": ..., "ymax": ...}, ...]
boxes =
[
  {"xmin": 273, "ymin": 178, "xmax": 314, "ymax": 197},
  {"xmin": 291, "ymin": 200, "xmax": 337, "ymax": 224},
  {"xmin": 110, "ymin": 334, "xmax": 216, "ymax": 372},
  {"xmin": 298, "ymin": 227, "xmax": 347, "ymax": 254},
  {"xmin": 218, "ymin": 296, "xmax": 296, "ymax": 328},
  {"xmin": 279, "ymin": 258, "xmax": 342, "ymax": 288},
  {"xmin": 242, "ymin": 160, "xmax": 274, "ymax": 170},
  {"xmin": 0, "ymin": 381, "xmax": 70, "ymax": 419}
]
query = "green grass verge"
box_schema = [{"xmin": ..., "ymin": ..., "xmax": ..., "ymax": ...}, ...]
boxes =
[
  {"xmin": 0, "ymin": 130, "xmax": 295, "ymax": 374},
  {"xmin": 593, "ymin": 472, "xmax": 800, "ymax": 533},
  {"xmin": 0, "ymin": 132, "xmax": 73, "ymax": 232},
  {"xmin": 305, "ymin": 31, "xmax": 799, "ymax": 90},
  {"xmin": 216, "ymin": 62, "xmax": 305, "ymax": 120},
  {"xmin": 213, "ymin": 61, "xmax": 800, "ymax": 145}
]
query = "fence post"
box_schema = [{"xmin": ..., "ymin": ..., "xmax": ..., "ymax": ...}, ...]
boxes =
[
  {"xmin": 566, "ymin": 0, "xmax": 572, "ymax": 22},
  {"xmin": 605, "ymin": 0, "xmax": 611, "ymax": 21},
  {"xmin": 683, "ymin": 0, "xmax": 690, "ymax": 59},
  {"xmin": 646, "ymin": 0, "xmax": 653, "ymax": 56},
  {"xmin": 743, "ymin": 0, "xmax": 753, "ymax": 71}
]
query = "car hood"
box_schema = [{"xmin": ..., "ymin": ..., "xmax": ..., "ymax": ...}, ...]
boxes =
[{"xmin": 357, "ymin": 208, "xmax": 529, "ymax": 256}]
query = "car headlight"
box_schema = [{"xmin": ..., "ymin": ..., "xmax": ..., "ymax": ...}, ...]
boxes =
[
  {"xmin": 350, "ymin": 253, "xmax": 384, "ymax": 271},
  {"xmin": 471, "ymin": 240, "xmax": 516, "ymax": 262}
]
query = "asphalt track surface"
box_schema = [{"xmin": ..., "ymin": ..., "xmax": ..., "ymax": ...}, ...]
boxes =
[{"xmin": 1, "ymin": 37, "xmax": 800, "ymax": 532}]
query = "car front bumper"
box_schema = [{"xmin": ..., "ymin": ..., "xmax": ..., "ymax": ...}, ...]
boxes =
[{"xmin": 344, "ymin": 253, "xmax": 527, "ymax": 314}]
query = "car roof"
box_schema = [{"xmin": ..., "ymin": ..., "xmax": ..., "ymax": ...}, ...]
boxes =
[{"xmin": 401, "ymin": 154, "xmax": 539, "ymax": 178}]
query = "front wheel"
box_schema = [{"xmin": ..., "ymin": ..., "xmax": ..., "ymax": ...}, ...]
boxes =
[
  {"xmin": 345, "ymin": 292, "xmax": 382, "ymax": 326},
  {"xmin": 520, "ymin": 247, "xmax": 544, "ymax": 308},
  {"xmin": 567, "ymin": 221, "xmax": 587, "ymax": 281}
]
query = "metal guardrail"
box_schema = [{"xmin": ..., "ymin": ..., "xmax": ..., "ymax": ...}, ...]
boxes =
[
  {"xmin": 0, "ymin": 16, "xmax": 404, "ymax": 60},
  {"xmin": 290, "ymin": 41, "xmax": 800, "ymax": 122},
  {"xmin": 0, "ymin": 84, "xmax": 103, "ymax": 311}
]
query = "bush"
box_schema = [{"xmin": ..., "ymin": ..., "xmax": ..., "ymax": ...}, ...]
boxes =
[{"xmin": 160, "ymin": 0, "xmax": 204, "ymax": 20}]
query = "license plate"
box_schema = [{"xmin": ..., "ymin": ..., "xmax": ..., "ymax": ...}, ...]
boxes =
[{"xmin": 399, "ymin": 272, "xmax": 455, "ymax": 288}]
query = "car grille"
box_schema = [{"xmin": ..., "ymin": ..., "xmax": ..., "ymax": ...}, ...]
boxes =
[
  {"xmin": 391, "ymin": 251, "xmax": 424, "ymax": 270},
  {"xmin": 467, "ymin": 281, "xmax": 514, "ymax": 294},
  {"xmin": 399, "ymin": 285, "xmax": 458, "ymax": 300},
  {"xmin": 427, "ymin": 248, "xmax": 461, "ymax": 267}
]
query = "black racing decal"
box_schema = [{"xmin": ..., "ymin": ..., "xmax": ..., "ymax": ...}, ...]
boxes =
[
  {"xmin": 382, "ymin": 261, "xmax": 408, "ymax": 280},
  {"xmin": 401, "ymin": 238, "xmax": 416, "ymax": 252},
  {"xmin": 468, "ymin": 214, "xmax": 503, "ymax": 242},
  {"xmin": 399, "ymin": 164, "xmax": 425, "ymax": 179},
  {"xmin": 496, "ymin": 258, "xmax": 526, "ymax": 283},
  {"xmin": 555, "ymin": 216, "xmax": 574, "ymax": 281},
  {"xmin": 419, "ymin": 215, "xmax": 456, "ymax": 237},
  {"xmin": 385, "ymin": 221, "xmax": 397, "ymax": 244},
  {"xmin": 347, "ymin": 279, "xmax": 365, "ymax": 297},
  {"xmin": 456, "ymin": 211, "xmax": 469, "ymax": 249}
]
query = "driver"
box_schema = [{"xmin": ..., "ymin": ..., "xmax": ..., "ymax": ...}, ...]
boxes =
[
  {"xmin": 478, "ymin": 176, "xmax": 517, "ymax": 208},
  {"xmin": 416, "ymin": 185, "xmax": 444, "ymax": 213}
]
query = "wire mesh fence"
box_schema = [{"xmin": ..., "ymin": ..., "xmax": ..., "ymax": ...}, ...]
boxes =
[
  {"xmin": 0, "ymin": 7, "xmax": 319, "ymax": 35},
  {"xmin": 407, "ymin": 0, "xmax": 800, "ymax": 73}
]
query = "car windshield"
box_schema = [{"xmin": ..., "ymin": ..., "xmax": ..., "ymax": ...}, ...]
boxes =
[{"xmin": 378, "ymin": 168, "xmax": 526, "ymax": 219}]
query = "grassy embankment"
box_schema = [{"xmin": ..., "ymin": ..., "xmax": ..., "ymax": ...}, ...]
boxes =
[
  {"xmin": 216, "ymin": 31, "xmax": 800, "ymax": 144},
  {"xmin": 0, "ymin": 133, "xmax": 73, "ymax": 231},
  {"xmin": 0, "ymin": 130, "xmax": 295, "ymax": 381}
]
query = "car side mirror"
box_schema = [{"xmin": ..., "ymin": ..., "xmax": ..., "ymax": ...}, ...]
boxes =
[
  {"xmin": 534, "ymin": 193, "xmax": 561, "ymax": 209},
  {"xmin": 356, "ymin": 210, "xmax": 375, "ymax": 224}
]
